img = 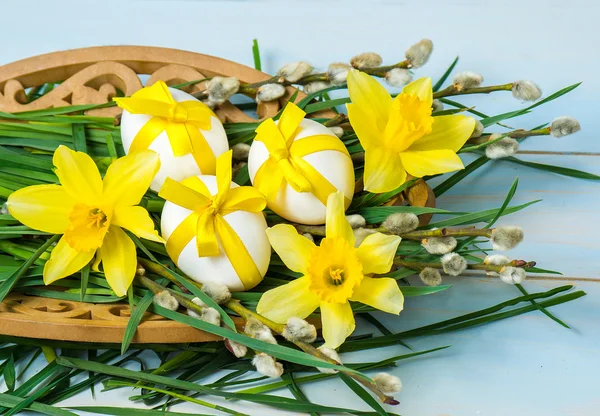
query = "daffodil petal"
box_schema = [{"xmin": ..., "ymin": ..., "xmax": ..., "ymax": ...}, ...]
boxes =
[
  {"xmin": 43, "ymin": 236, "xmax": 95, "ymax": 285},
  {"xmin": 356, "ymin": 232, "xmax": 401, "ymax": 275},
  {"xmin": 266, "ymin": 224, "xmax": 315, "ymax": 274},
  {"xmin": 409, "ymin": 114, "xmax": 476, "ymax": 152},
  {"xmin": 102, "ymin": 150, "xmax": 160, "ymax": 208},
  {"xmin": 53, "ymin": 145, "xmax": 102, "ymax": 204},
  {"xmin": 400, "ymin": 149, "xmax": 464, "ymax": 178},
  {"xmin": 325, "ymin": 191, "xmax": 354, "ymax": 246},
  {"xmin": 7, "ymin": 184, "xmax": 75, "ymax": 234},
  {"xmin": 112, "ymin": 205, "xmax": 164, "ymax": 244},
  {"xmin": 347, "ymin": 69, "xmax": 391, "ymax": 132},
  {"xmin": 257, "ymin": 276, "xmax": 320, "ymax": 323},
  {"xmin": 402, "ymin": 77, "xmax": 433, "ymax": 106},
  {"xmin": 346, "ymin": 103, "xmax": 381, "ymax": 150},
  {"xmin": 363, "ymin": 147, "xmax": 407, "ymax": 193},
  {"xmin": 98, "ymin": 226, "xmax": 136, "ymax": 297},
  {"xmin": 320, "ymin": 301, "xmax": 355, "ymax": 349},
  {"xmin": 351, "ymin": 276, "xmax": 404, "ymax": 314}
]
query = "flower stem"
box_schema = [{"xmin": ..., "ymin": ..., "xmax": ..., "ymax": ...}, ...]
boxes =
[
  {"xmin": 394, "ymin": 258, "xmax": 537, "ymax": 273},
  {"xmin": 192, "ymin": 60, "xmax": 411, "ymax": 101},
  {"xmin": 135, "ymin": 257, "xmax": 396, "ymax": 404},
  {"xmin": 295, "ymin": 225, "xmax": 495, "ymax": 240},
  {"xmin": 468, "ymin": 127, "xmax": 552, "ymax": 145},
  {"xmin": 433, "ymin": 83, "xmax": 513, "ymax": 99}
]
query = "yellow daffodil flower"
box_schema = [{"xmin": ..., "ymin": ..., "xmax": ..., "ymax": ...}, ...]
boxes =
[
  {"xmin": 257, "ymin": 191, "xmax": 403, "ymax": 349},
  {"xmin": 7, "ymin": 145, "xmax": 164, "ymax": 296},
  {"xmin": 347, "ymin": 69, "xmax": 476, "ymax": 193}
]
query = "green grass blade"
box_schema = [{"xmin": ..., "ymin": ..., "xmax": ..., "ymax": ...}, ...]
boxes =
[
  {"xmin": 0, "ymin": 393, "xmax": 76, "ymax": 416},
  {"xmin": 0, "ymin": 234, "xmax": 60, "ymax": 302},
  {"xmin": 56, "ymin": 356, "xmax": 372, "ymax": 414},
  {"xmin": 481, "ymin": 82, "xmax": 581, "ymax": 127},
  {"xmin": 80, "ymin": 263, "xmax": 90, "ymax": 301},
  {"xmin": 504, "ymin": 156, "xmax": 600, "ymax": 180},
  {"xmin": 3, "ymin": 354, "xmax": 15, "ymax": 391},
  {"xmin": 339, "ymin": 373, "xmax": 388, "ymax": 416},
  {"xmin": 515, "ymin": 283, "xmax": 570, "ymax": 328},
  {"xmin": 433, "ymin": 155, "xmax": 488, "ymax": 197},
  {"xmin": 252, "ymin": 39, "xmax": 262, "ymax": 71},
  {"xmin": 72, "ymin": 123, "xmax": 87, "ymax": 152},
  {"xmin": 69, "ymin": 407, "xmax": 212, "ymax": 416},
  {"xmin": 433, "ymin": 56, "xmax": 459, "ymax": 92},
  {"xmin": 486, "ymin": 177, "xmax": 518, "ymax": 228},
  {"xmin": 121, "ymin": 291, "xmax": 155, "ymax": 354},
  {"xmin": 340, "ymin": 285, "xmax": 577, "ymax": 352}
]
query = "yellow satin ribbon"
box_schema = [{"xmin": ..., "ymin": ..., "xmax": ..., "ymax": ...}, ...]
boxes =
[
  {"xmin": 158, "ymin": 150, "xmax": 267, "ymax": 290},
  {"xmin": 114, "ymin": 80, "xmax": 218, "ymax": 174},
  {"xmin": 253, "ymin": 102, "xmax": 352, "ymax": 206}
]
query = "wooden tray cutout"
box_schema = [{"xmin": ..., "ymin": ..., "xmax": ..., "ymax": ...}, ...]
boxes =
[
  {"xmin": 0, "ymin": 294, "xmax": 243, "ymax": 344},
  {"xmin": 0, "ymin": 46, "xmax": 434, "ymax": 343}
]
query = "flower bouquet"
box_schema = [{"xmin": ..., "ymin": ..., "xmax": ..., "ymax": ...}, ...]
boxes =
[{"xmin": 0, "ymin": 39, "xmax": 592, "ymax": 415}]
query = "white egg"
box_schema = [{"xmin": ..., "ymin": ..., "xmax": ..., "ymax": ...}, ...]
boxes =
[
  {"xmin": 120, "ymin": 88, "xmax": 229, "ymax": 192},
  {"xmin": 161, "ymin": 175, "xmax": 270, "ymax": 291},
  {"xmin": 247, "ymin": 118, "xmax": 354, "ymax": 225}
]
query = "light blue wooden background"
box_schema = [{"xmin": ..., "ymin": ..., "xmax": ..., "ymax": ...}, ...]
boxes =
[{"xmin": 1, "ymin": 0, "xmax": 599, "ymax": 415}]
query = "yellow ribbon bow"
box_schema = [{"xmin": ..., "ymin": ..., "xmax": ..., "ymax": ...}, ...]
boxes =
[
  {"xmin": 159, "ymin": 150, "xmax": 267, "ymax": 290},
  {"xmin": 253, "ymin": 102, "xmax": 352, "ymax": 206},
  {"xmin": 114, "ymin": 80, "xmax": 218, "ymax": 174}
]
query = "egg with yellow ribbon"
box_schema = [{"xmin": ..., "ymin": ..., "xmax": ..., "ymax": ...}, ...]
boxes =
[
  {"xmin": 247, "ymin": 102, "xmax": 354, "ymax": 225},
  {"xmin": 115, "ymin": 81, "xmax": 228, "ymax": 192},
  {"xmin": 159, "ymin": 150, "xmax": 270, "ymax": 291}
]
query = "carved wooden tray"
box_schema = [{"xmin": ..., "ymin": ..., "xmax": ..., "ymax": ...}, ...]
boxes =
[
  {"xmin": 0, "ymin": 46, "xmax": 434, "ymax": 343},
  {"xmin": 0, "ymin": 294, "xmax": 243, "ymax": 344}
]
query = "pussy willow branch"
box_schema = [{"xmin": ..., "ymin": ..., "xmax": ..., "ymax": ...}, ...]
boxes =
[
  {"xmin": 191, "ymin": 60, "xmax": 411, "ymax": 100},
  {"xmin": 136, "ymin": 258, "xmax": 398, "ymax": 405},
  {"xmin": 468, "ymin": 127, "xmax": 551, "ymax": 145},
  {"xmin": 394, "ymin": 258, "xmax": 537, "ymax": 273},
  {"xmin": 295, "ymin": 225, "xmax": 495, "ymax": 240},
  {"xmin": 433, "ymin": 83, "xmax": 513, "ymax": 99}
]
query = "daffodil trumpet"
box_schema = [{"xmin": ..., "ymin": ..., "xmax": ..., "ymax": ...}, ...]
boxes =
[
  {"xmin": 6, "ymin": 145, "xmax": 164, "ymax": 297},
  {"xmin": 257, "ymin": 191, "xmax": 404, "ymax": 349},
  {"xmin": 346, "ymin": 69, "xmax": 476, "ymax": 193}
]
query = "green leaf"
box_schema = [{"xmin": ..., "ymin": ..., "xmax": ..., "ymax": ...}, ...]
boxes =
[
  {"xmin": 423, "ymin": 200, "xmax": 540, "ymax": 229},
  {"xmin": 340, "ymin": 285, "xmax": 582, "ymax": 352},
  {"xmin": 72, "ymin": 123, "xmax": 87, "ymax": 152},
  {"xmin": 486, "ymin": 177, "xmax": 518, "ymax": 228},
  {"xmin": 433, "ymin": 156, "xmax": 488, "ymax": 197},
  {"xmin": 0, "ymin": 234, "xmax": 60, "ymax": 303},
  {"xmin": 400, "ymin": 285, "xmax": 452, "ymax": 296},
  {"xmin": 339, "ymin": 373, "xmax": 388, "ymax": 416},
  {"xmin": 305, "ymin": 97, "xmax": 351, "ymax": 114},
  {"xmin": 252, "ymin": 39, "xmax": 262, "ymax": 71},
  {"xmin": 3, "ymin": 354, "xmax": 15, "ymax": 391},
  {"xmin": 80, "ymin": 263, "xmax": 90, "ymax": 301},
  {"xmin": 433, "ymin": 56, "xmax": 459, "ymax": 92},
  {"xmin": 69, "ymin": 407, "xmax": 213, "ymax": 416},
  {"xmin": 515, "ymin": 283, "xmax": 570, "ymax": 328},
  {"xmin": 121, "ymin": 291, "xmax": 155, "ymax": 355},
  {"xmin": 504, "ymin": 156, "xmax": 600, "ymax": 180},
  {"xmin": 481, "ymin": 82, "xmax": 581, "ymax": 127},
  {"xmin": 56, "ymin": 356, "xmax": 372, "ymax": 414},
  {"xmin": 0, "ymin": 393, "xmax": 77, "ymax": 416},
  {"xmin": 240, "ymin": 346, "xmax": 449, "ymax": 395}
]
